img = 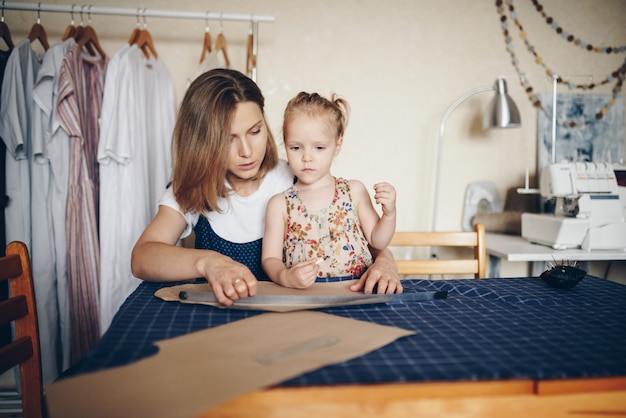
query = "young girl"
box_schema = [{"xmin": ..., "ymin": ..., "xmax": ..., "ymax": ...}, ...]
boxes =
[
  {"xmin": 132, "ymin": 71, "xmax": 402, "ymax": 307},
  {"xmin": 262, "ymin": 92, "xmax": 397, "ymax": 289}
]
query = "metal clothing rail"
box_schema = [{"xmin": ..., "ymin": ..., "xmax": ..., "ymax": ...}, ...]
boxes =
[
  {"xmin": 1, "ymin": 2, "xmax": 275, "ymax": 23},
  {"xmin": 2, "ymin": 2, "xmax": 274, "ymax": 80}
]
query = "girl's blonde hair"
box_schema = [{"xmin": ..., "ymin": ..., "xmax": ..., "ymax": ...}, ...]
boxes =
[
  {"xmin": 282, "ymin": 92, "xmax": 350, "ymax": 142},
  {"xmin": 171, "ymin": 69, "xmax": 278, "ymax": 213}
]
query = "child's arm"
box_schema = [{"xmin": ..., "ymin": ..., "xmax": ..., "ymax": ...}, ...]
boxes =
[
  {"xmin": 262, "ymin": 194, "xmax": 319, "ymax": 289},
  {"xmin": 350, "ymin": 180, "xmax": 397, "ymax": 251},
  {"xmin": 371, "ymin": 181, "xmax": 397, "ymax": 248}
]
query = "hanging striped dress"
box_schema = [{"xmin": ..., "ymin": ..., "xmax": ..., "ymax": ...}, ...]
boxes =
[{"xmin": 56, "ymin": 44, "xmax": 107, "ymax": 363}]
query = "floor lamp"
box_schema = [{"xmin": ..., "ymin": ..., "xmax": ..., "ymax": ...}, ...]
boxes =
[
  {"xmin": 431, "ymin": 77, "xmax": 521, "ymax": 234},
  {"xmin": 549, "ymin": 74, "xmax": 558, "ymax": 164}
]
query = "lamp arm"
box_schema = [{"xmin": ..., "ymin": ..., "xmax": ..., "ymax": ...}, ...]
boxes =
[
  {"xmin": 431, "ymin": 85, "xmax": 494, "ymax": 233},
  {"xmin": 550, "ymin": 74, "xmax": 558, "ymax": 164}
]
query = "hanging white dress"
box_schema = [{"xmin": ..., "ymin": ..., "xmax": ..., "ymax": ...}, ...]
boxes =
[
  {"xmin": 98, "ymin": 44, "xmax": 175, "ymax": 333},
  {"xmin": 186, "ymin": 49, "xmax": 223, "ymax": 87},
  {"xmin": 31, "ymin": 38, "xmax": 76, "ymax": 382},
  {"xmin": 0, "ymin": 39, "xmax": 41, "ymax": 250}
]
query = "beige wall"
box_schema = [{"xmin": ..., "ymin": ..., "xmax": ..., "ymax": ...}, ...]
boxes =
[{"xmin": 5, "ymin": 0, "xmax": 626, "ymax": 277}]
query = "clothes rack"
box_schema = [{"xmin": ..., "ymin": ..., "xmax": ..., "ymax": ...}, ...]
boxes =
[
  {"xmin": 1, "ymin": 2, "xmax": 275, "ymax": 23},
  {"xmin": 1, "ymin": 1, "xmax": 275, "ymax": 80}
]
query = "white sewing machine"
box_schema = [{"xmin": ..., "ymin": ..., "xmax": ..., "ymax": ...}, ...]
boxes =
[{"xmin": 521, "ymin": 162, "xmax": 626, "ymax": 250}]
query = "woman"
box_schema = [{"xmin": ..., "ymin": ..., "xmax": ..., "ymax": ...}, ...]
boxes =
[{"xmin": 131, "ymin": 69, "xmax": 402, "ymax": 306}]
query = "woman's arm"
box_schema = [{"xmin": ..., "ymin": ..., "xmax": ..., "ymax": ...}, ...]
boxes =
[
  {"xmin": 131, "ymin": 205, "xmax": 257, "ymax": 306},
  {"xmin": 261, "ymin": 195, "xmax": 290, "ymax": 284}
]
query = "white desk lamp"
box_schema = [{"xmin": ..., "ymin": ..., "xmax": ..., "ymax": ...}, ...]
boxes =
[{"xmin": 431, "ymin": 77, "xmax": 521, "ymax": 233}]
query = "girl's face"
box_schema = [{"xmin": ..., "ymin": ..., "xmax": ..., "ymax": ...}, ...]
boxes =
[
  {"xmin": 225, "ymin": 101, "xmax": 268, "ymax": 194},
  {"xmin": 284, "ymin": 113, "xmax": 342, "ymax": 186}
]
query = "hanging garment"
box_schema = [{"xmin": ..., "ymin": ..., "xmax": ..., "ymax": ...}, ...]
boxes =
[
  {"xmin": 31, "ymin": 38, "xmax": 76, "ymax": 382},
  {"xmin": 0, "ymin": 39, "xmax": 41, "ymax": 250},
  {"xmin": 98, "ymin": 44, "xmax": 175, "ymax": 334},
  {"xmin": 0, "ymin": 47, "xmax": 10, "ymax": 254},
  {"xmin": 56, "ymin": 44, "xmax": 107, "ymax": 363},
  {"xmin": 0, "ymin": 39, "xmax": 12, "ymax": 355},
  {"xmin": 186, "ymin": 49, "xmax": 223, "ymax": 87}
]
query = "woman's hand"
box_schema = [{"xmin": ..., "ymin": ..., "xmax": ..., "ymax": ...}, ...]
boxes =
[
  {"xmin": 198, "ymin": 252, "xmax": 258, "ymax": 306},
  {"xmin": 350, "ymin": 249, "xmax": 402, "ymax": 294}
]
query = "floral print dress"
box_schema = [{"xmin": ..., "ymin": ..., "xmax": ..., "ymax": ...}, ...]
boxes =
[{"xmin": 282, "ymin": 178, "xmax": 373, "ymax": 278}]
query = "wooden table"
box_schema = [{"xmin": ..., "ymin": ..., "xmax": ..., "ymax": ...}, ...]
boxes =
[
  {"xmin": 53, "ymin": 276, "xmax": 626, "ymax": 417},
  {"xmin": 203, "ymin": 378, "xmax": 626, "ymax": 417}
]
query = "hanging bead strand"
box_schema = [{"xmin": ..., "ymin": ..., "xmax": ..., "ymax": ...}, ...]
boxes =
[
  {"xmin": 495, "ymin": 0, "xmax": 626, "ymax": 126},
  {"xmin": 529, "ymin": 0, "xmax": 626, "ymax": 55},
  {"xmin": 507, "ymin": 0, "xmax": 625, "ymax": 91}
]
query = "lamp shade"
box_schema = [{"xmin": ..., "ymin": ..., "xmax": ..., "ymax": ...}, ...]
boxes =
[{"xmin": 483, "ymin": 78, "xmax": 521, "ymax": 129}]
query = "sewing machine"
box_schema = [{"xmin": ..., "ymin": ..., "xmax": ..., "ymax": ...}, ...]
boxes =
[{"xmin": 521, "ymin": 162, "xmax": 626, "ymax": 250}]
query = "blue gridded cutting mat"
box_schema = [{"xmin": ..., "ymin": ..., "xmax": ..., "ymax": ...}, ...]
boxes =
[{"xmin": 62, "ymin": 276, "xmax": 626, "ymax": 385}]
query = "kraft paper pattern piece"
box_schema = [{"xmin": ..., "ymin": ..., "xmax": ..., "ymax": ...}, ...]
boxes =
[
  {"xmin": 156, "ymin": 279, "xmax": 384, "ymax": 312},
  {"xmin": 45, "ymin": 310, "xmax": 415, "ymax": 418}
]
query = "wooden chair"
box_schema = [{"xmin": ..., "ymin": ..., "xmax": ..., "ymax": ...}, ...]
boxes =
[
  {"xmin": 0, "ymin": 242, "xmax": 44, "ymax": 418},
  {"xmin": 390, "ymin": 223, "xmax": 486, "ymax": 278}
]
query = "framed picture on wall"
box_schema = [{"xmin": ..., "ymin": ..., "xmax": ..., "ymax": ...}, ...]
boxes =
[{"xmin": 537, "ymin": 92, "xmax": 625, "ymax": 170}]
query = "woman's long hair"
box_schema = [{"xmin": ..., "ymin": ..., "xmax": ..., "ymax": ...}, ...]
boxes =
[{"xmin": 172, "ymin": 69, "xmax": 278, "ymax": 213}]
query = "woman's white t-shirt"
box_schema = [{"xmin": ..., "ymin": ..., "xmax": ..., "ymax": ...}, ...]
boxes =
[{"xmin": 159, "ymin": 160, "xmax": 293, "ymax": 243}]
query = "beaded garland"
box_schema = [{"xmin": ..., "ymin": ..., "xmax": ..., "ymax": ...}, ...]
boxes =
[
  {"xmin": 495, "ymin": 0, "xmax": 626, "ymax": 127},
  {"xmin": 506, "ymin": 1, "xmax": 625, "ymax": 91},
  {"xmin": 529, "ymin": 0, "xmax": 626, "ymax": 55}
]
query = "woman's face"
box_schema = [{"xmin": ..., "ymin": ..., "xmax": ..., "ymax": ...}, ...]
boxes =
[{"xmin": 225, "ymin": 101, "xmax": 268, "ymax": 193}]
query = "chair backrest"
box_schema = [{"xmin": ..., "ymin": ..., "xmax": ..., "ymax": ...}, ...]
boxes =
[
  {"xmin": 389, "ymin": 223, "xmax": 486, "ymax": 278},
  {"xmin": 0, "ymin": 241, "xmax": 43, "ymax": 418}
]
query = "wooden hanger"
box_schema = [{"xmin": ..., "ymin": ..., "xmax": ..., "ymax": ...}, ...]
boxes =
[
  {"xmin": 128, "ymin": 9, "xmax": 142, "ymax": 45},
  {"xmin": 27, "ymin": 22, "xmax": 49, "ymax": 51},
  {"xmin": 27, "ymin": 4, "xmax": 49, "ymax": 51},
  {"xmin": 73, "ymin": 23, "xmax": 84, "ymax": 42},
  {"xmin": 214, "ymin": 19, "xmax": 230, "ymax": 68},
  {"xmin": 77, "ymin": 25, "xmax": 106, "ymax": 58},
  {"xmin": 199, "ymin": 14, "xmax": 212, "ymax": 64},
  {"xmin": 246, "ymin": 23, "xmax": 256, "ymax": 77},
  {"xmin": 135, "ymin": 28, "xmax": 158, "ymax": 59},
  {"xmin": 128, "ymin": 25, "xmax": 141, "ymax": 45},
  {"xmin": 0, "ymin": 1, "xmax": 13, "ymax": 50},
  {"xmin": 61, "ymin": 5, "xmax": 77, "ymax": 41},
  {"xmin": 61, "ymin": 22, "xmax": 76, "ymax": 41},
  {"xmin": 73, "ymin": 24, "xmax": 97, "ymax": 57},
  {"xmin": 75, "ymin": 6, "xmax": 106, "ymax": 58},
  {"xmin": 0, "ymin": 18, "xmax": 13, "ymax": 50},
  {"xmin": 27, "ymin": 14, "xmax": 49, "ymax": 52},
  {"xmin": 129, "ymin": 10, "xmax": 157, "ymax": 59}
]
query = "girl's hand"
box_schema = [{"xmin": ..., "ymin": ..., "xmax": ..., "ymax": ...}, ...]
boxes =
[
  {"xmin": 373, "ymin": 182, "xmax": 397, "ymax": 217},
  {"xmin": 286, "ymin": 258, "xmax": 320, "ymax": 289}
]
